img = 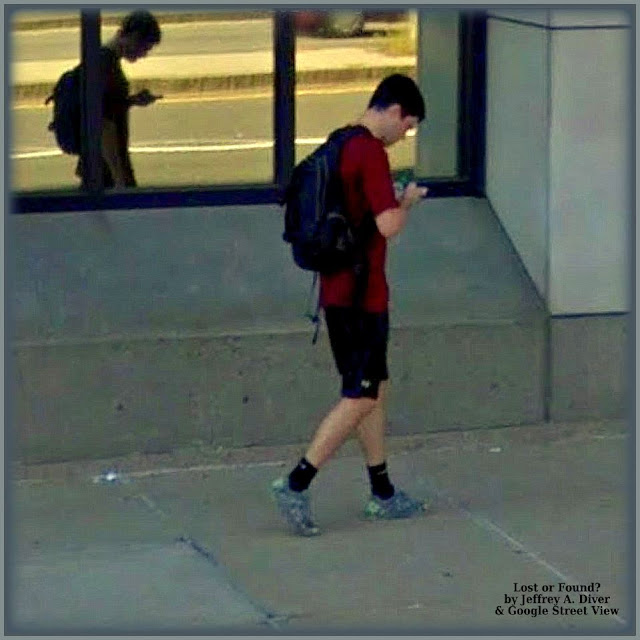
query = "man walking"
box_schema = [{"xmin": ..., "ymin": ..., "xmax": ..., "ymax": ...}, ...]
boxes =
[
  {"xmin": 272, "ymin": 74, "xmax": 429, "ymax": 536},
  {"xmin": 76, "ymin": 9, "xmax": 162, "ymax": 189}
]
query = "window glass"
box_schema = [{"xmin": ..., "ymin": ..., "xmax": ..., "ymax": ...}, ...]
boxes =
[
  {"xmin": 293, "ymin": 10, "xmax": 418, "ymax": 172},
  {"xmin": 11, "ymin": 9, "xmax": 275, "ymax": 194},
  {"xmin": 415, "ymin": 11, "xmax": 461, "ymax": 178},
  {"xmin": 11, "ymin": 9, "xmax": 464, "ymax": 197},
  {"xmin": 293, "ymin": 9, "xmax": 462, "ymax": 181},
  {"xmin": 100, "ymin": 9, "xmax": 274, "ymax": 189},
  {"xmin": 11, "ymin": 10, "xmax": 81, "ymax": 192}
]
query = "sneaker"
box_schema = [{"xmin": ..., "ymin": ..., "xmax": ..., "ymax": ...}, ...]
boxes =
[
  {"xmin": 270, "ymin": 477, "xmax": 321, "ymax": 537},
  {"xmin": 363, "ymin": 489, "xmax": 429, "ymax": 520}
]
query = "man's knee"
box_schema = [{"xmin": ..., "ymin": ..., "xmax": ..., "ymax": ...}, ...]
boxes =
[{"xmin": 343, "ymin": 395, "xmax": 379, "ymax": 419}]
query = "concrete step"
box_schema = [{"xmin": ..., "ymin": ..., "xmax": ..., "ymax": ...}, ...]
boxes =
[
  {"xmin": 11, "ymin": 197, "xmax": 548, "ymax": 463},
  {"xmin": 13, "ymin": 315, "xmax": 545, "ymax": 464}
]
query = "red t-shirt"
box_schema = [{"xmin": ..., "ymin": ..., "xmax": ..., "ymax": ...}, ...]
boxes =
[{"xmin": 319, "ymin": 129, "xmax": 399, "ymax": 313}]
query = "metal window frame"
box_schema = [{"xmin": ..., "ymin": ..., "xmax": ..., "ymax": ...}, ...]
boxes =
[{"xmin": 12, "ymin": 10, "xmax": 486, "ymax": 215}]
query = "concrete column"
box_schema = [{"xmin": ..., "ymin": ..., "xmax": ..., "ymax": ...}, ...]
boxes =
[
  {"xmin": 547, "ymin": 10, "xmax": 631, "ymax": 314},
  {"xmin": 485, "ymin": 8, "xmax": 631, "ymax": 315}
]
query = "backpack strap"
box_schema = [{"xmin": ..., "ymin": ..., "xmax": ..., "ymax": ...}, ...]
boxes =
[
  {"xmin": 301, "ymin": 124, "xmax": 372, "ymax": 343},
  {"xmin": 304, "ymin": 272, "xmax": 322, "ymax": 344}
]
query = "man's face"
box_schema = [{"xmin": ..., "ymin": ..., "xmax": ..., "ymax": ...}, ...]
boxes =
[
  {"xmin": 121, "ymin": 34, "xmax": 155, "ymax": 62},
  {"xmin": 380, "ymin": 104, "xmax": 419, "ymax": 147}
]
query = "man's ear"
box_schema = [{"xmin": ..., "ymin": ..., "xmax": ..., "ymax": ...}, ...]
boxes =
[{"xmin": 387, "ymin": 103, "xmax": 403, "ymax": 119}]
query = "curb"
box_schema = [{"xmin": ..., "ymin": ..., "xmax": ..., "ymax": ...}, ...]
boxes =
[{"xmin": 13, "ymin": 65, "xmax": 414, "ymax": 104}]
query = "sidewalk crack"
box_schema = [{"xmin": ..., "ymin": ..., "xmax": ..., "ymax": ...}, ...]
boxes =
[{"xmin": 175, "ymin": 535, "xmax": 287, "ymax": 630}]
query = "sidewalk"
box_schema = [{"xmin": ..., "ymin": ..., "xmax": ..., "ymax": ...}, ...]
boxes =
[
  {"xmin": 8, "ymin": 418, "xmax": 633, "ymax": 635},
  {"xmin": 12, "ymin": 47, "xmax": 415, "ymax": 103},
  {"xmin": 13, "ymin": 48, "xmax": 415, "ymax": 85}
]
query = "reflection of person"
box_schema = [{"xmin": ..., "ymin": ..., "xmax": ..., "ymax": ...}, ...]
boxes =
[
  {"xmin": 272, "ymin": 74, "xmax": 429, "ymax": 536},
  {"xmin": 76, "ymin": 10, "xmax": 162, "ymax": 189}
]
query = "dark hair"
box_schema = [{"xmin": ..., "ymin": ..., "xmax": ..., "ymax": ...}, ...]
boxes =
[
  {"xmin": 368, "ymin": 74, "xmax": 425, "ymax": 121},
  {"xmin": 121, "ymin": 10, "xmax": 161, "ymax": 46}
]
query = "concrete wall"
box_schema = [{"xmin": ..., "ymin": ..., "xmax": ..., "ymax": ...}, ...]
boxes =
[
  {"xmin": 485, "ymin": 11, "xmax": 550, "ymax": 300},
  {"xmin": 485, "ymin": 8, "xmax": 632, "ymax": 315},
  {"xmin": 548, "ymin": 20, "xmax": 631, "ymax": 314},
  {"xmin": 484, "ymin": 9, "xmax": 631, "ymax": 426},
  {"xmin": 550, "ymin": 314, "xmax": 629, "ymax": 421},
  {"xmin": 10, "ymin": 205, "xmax": 308, "ymax": 341},
  {"xmin": 10, "ymin": 198, "xmax": 547, "ymax": 463}
]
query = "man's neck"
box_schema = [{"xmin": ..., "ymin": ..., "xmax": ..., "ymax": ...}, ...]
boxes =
[
  {"xmin": 357, "ymin": 110, "xmax": 384, "ymax": 141},
  {"xmin": 105, "ymin": 36, "xmax": 123, "ymax": 59}
]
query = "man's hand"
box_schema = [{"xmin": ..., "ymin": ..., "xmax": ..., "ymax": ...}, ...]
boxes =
[
  {"xmin": 129, "ymin": 89, "xmax": 163, "ymax": 107},
  {"xmin": 400, "ymin": 182, "xmax": 428, "ymax": 208},
  {"xmin": 376, "ymin": 181, "xmax": 428, "ymax": 238}
]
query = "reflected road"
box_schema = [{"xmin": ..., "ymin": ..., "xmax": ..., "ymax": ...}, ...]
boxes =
[
  {"xmin": 11, "ymin": 88, "xmax": 415, "ymax": 191},
  {"xmin": 12, "ymin": 18, "xmax": 387, "ymax": 62}
]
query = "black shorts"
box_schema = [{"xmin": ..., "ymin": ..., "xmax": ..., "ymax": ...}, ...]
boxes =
[{"xmin": 324, "ymin": 306, "xmax": 389, "ymax": 399}]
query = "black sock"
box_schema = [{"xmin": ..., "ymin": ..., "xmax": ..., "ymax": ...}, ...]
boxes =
[
  {"xmin": 288, "ymin": 457, "xmax": 318, "ymax": 492},
  {"xmin": 367, "ymin": 462, "xmax": 395, "ymax": 500}
]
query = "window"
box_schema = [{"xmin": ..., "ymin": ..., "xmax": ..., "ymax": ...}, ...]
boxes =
[
  {"xmin": 100, "ymin": 9, "xmax": 274, "ymax": 188},
  {"xmin": 292, "ymin": 10, "xmax": 473, "ymax": 184},
  {"xmin": 293, "ymin": 9, "xmax": 418, "ymax": 173},
  {"xmin": 11, "ymin": 10, "xmax": 81, "ymax": 192},
  {"xmin": 11, "ymin": 9, "xmax": 486, "ymax": 212},
  {"xmin": 10, "ymin": 9, "xmax": 275, "ymax": 194}
]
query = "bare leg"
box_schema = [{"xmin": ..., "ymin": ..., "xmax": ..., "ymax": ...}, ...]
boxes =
[
  {"xmin": 305, "ymin": 396, "xmax": 377, "ymax": 469},
  {"xmin": 355, "ymin": 381, "xmax": 388, "ymax": 466}
]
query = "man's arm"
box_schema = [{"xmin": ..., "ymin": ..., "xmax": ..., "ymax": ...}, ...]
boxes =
[
  {"xmin": 375, "ymin": 183, "xmax": 428, "ymax": 238},
  {"xmin": 128, "ymin": 89, "xmax": 163, "ymax": 107}
]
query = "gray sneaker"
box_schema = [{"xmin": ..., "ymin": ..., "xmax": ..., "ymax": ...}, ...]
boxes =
[
  {"xmin": 363, "ymin": 489, "xmax": 429, "ymax": 520},
  {"xmin": 270, "ymin": 477, "xmax": 321, "ymax": 537}
]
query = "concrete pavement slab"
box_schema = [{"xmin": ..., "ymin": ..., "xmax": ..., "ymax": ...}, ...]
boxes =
[
  {"xmin": 7, "ymin": 481, "xmax": 274, "ymax": 634},
  {"xmin": 411, "ymin": 423, "xmax": 630, "ymax": 605},
  {"xmin": 10, "ymin": 542, "xmax": 270, "ymax": 634},
  {"xmin": 9, "ymin": 419, "xmax": 632, "ymax": 635},
  {"xmin": 132, "ymin": 423, "xmax": 629, "ymax": 634}
]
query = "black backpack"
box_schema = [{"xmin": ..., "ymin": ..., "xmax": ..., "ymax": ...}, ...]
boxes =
[
  {"xmin": 45, "ymin": 66, "xmax": 82, "ymax": 155},
  {"xmin": 282, "ymin": 124, "xmax": 372, "ymax": 274},
  {"xmin": 282, "ymin": 125, "xmax": 374, "ymax": 342}
]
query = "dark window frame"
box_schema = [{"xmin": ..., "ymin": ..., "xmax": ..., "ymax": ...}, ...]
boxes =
[{"xmin": 12, "ymin": 9, "xmax": 486, "ymax": 215}]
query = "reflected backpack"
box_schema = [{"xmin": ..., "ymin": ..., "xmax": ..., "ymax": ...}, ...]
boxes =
[
  {"xmin": 45, "ymin": 66, "xmax": 82, "ymax": 155},
  {"xmin": 282, "ymin": 125, "xmax": 371, "ymax": 274}
]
